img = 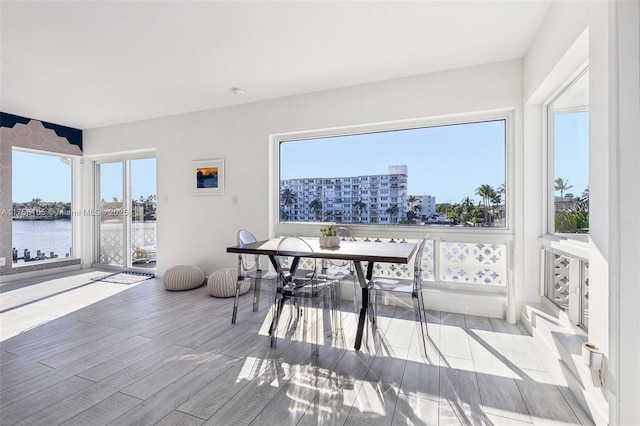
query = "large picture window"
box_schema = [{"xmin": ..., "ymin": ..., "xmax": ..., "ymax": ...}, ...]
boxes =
[
  {"xmin": 11, "ymin": 149, "xmax": 74, "ymax": 263},
  {"xmin": 548, "ymin": 69, "xmax": 589, "ymax": 235},
  {"xmin": 278, "ymin": 118, "xmax": 507, "ymax": 229},
  {"xmin": 543, "ymin": 67, "xmax": 590, "ymax": 328}
]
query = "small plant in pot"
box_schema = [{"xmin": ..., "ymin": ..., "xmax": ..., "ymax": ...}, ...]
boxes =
[{"xmin": 320, "ymin": 224, "xmax": 340, "ymax": 248}]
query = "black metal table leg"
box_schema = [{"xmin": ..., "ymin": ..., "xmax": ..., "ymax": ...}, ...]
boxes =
[
  {"xmin": 353, "ymin": 260, "xmax": 374, "ymax": 351},
  {"xmin": 354, "ymin": 287, "xmax": 368, "ymax": 350}
]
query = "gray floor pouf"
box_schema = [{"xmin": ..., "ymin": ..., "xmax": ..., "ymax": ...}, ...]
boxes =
[
  {"xmin": 163, "ymin": 265, "xmax": 205, "ymax": 291},
  {"xmin": 207, "ymin": 268, "xmax": 248, "ymax": 298}
]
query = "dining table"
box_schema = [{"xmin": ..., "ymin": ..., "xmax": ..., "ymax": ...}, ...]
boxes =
[{"xmin": 226, "ymin": 237, "xmax": 418, "ymax": 351}]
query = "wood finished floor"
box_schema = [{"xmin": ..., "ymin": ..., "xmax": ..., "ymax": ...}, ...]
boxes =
[{"xmin": 0, "ymin": 269, "xmax": 593, "ymax": 426}]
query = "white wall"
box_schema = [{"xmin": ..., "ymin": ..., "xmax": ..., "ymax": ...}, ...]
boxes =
[
  {"xmin": 83, "ymin": 59, "xmax": 523, "ymax": 279},
  {"xmin": 523, "ymin": 0, "xmax": 639, "ymax": 423},
  {"xmin": 612, "ymin": 1, "xmax": 640, "ymax": 424}
]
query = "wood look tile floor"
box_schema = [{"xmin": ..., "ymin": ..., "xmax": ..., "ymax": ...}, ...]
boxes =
[{"xmin": 0, "ymin": 270, "xmax": 593, "ymax": 426}]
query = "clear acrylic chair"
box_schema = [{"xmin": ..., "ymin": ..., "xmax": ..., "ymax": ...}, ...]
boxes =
[
  {"xmin": 271, "ymin": 236, "xmax": 339, "ymax": 356},
  {"xmin": 324, "ymin": 226, "xmax": 358, "ymax": 313},
  {"xmin": 232, "ymin": 229, "xmax": 277, "ymax": 324},
  {"xmin": 370, "ymin": 237, "xmax": 429, "ymax": 355}
]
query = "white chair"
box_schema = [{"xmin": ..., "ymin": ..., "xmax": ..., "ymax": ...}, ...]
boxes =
[
  {"xmin": 231, "ymin": 229, "xmax": 277, "ymax": 324},
  {"xmin": 271, "ymin": 236, "xmax": 339, "ymax": 356},
  {"xmin": 370, "ymin": 237, "xmax": 429, "ymax": 355}
]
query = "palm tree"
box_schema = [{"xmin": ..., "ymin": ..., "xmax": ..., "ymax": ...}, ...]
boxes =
[
  {"xmin": 353, "ymin": 199, "xmax": 367, "ymax": 222},
  {"xmin": 577, "ymin": 186, "xmax": 589, "ymax": 207},
  {"xmin": 554, "ymin": 178, "xmax": 573, "ymax": 198},
  {"xmin": 475, "ymin": 184, "xmax": 495, "ymax": 224},
  {"xmin": 406, "ymin": 195, "xmax": 421, "ymax": 222},
  {"xmin": 385, "ymin": 204, "xmax": 399, "ymax": 224},
  {"xmin": 412, "ymin": 203, "xmax": 421, "ymax": 219},
  {"xmin": 280, "ymin": 187, "xmax": 296, "ymax": 220},
  {"xmin": 490, "ymin": 192, "xmax": 502, "ymax": 221},
  {"xmin": 407, "ymin": 195, "xmax": 419, "ymax": 210},
  {"xmin": 308, "ymin": 198, "xmax": 323, "ymax": 221},
  {"xmin": 455, "ymin": 196, "xmax": 475, "ymax": 224}
]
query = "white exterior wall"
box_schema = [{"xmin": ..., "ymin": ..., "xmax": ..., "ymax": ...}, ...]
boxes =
[{"xmin": 419, "ymin": 195, "xmax": 436, "ymax": 217}]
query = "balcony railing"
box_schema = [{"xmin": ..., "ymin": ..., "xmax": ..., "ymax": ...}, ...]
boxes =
[
  {"xmin": 542, "ymin": 246, "xmax": 589, "ymax": 329},
  {"xmin": 282, "ymin": 235, "xmax": 508, "ymax": 289},
  {"xmin": 99, "ymin": 222, "xmax": 157, "ymax": 266}
]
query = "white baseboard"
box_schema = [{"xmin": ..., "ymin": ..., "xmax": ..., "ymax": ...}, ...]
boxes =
[{"xmin": 339, "ymin": 281, "xmax": 507, "ymax": 319}]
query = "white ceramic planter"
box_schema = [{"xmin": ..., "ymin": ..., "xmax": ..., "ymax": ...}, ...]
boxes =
[
  {"xmin": 319, "ymin": 236, "xmax": 340, "ymax": 248},
  {"xmin": 582, "ymin": 342, "xmax": 603, "ymax": 370}
]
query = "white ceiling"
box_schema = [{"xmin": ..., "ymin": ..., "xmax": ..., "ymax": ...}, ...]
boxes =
[{"xmin": 0, "ymin": 1, "xmax": 552, "ymax": 130}]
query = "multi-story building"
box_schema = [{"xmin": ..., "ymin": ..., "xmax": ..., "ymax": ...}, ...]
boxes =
[
  {"xmin": 554, "ymin": 194, "xmax": 576, "ymax": 211},
  {"xmin": 415, "ymin": 195, "xmax": 437, "ymax": 219},
  {"xmin": 281, "ymin": 165, "xmax": 408, "ymax": 224}
]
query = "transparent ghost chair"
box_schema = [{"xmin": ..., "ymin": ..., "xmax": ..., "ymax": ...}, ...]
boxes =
[
  {"xmin": 370, "ymin": 237, "xmax": 429, "ymax": 356},
  {"xmin": 231, "ymin": 229, "xmax": 277, "ymax": 324},
  {"xmin": 321, "ymin": 226, "xmax": 358, "ymax": 314},
  {"xmin": 271, "ymin": 236, "xmax": 339, "ymax": 356}
]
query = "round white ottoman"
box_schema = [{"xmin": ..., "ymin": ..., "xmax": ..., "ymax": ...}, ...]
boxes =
[
  {"xmin": 207, "ymin": 268, "xmax": 249, "ymax": 298},
  {"xmin": 163, "ymin": 265, "xmax": 205, "ymax": 291}
]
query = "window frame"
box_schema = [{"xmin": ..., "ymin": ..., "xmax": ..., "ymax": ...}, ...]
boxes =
[
  {"xmin": 91, "ymin": 150, "xmax": 157, "ymax": 271},
  {"xmin": 541, "ymin": 64, "xmax": 590, "ymax": 329},
  {"xmin": 270, "ymin": 110, "xmax": 515, "ymax": 240},
  {"xmin": 544, "ymin": 66, "xmax": 590, "ymax": 241},
  {"xmin": 11, "ymin": 147, "xmax": 80, "ymax": 266}
]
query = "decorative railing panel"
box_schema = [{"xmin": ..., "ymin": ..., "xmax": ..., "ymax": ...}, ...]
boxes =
[
  {"xmin": 278, "ymin": 236, "xmax": 506, "ymax": 287},
  {"xmin": 100, "ymin": 227, "xmax": 124, "ymax": 265},
  {"xmin": 100, "ymin": 222, "xmax": 157, "ymax": 265},
  {"xmin": 543, "ymin": 247, "xmax": 589, "ymax": 330},
  {"xmin": 552, "ymin": 254, "xmax": 571, "ymax": 311},
  {"xmin": 439, "ymin": 242, "xmax": 507, "ymax": 286},
  {"xmin": 581, "ymin": 261, "xmax": 589, "ymax": 328}
]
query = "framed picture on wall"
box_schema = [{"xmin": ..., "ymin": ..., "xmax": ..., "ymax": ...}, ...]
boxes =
[{"xmin": 192, "ymin": 158, "xmax": 225, "ymax": 195}]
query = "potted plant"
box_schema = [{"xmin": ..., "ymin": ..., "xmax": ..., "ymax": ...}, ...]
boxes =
[{"xmin": 319, "ymin": 224, "xmax": 340, "ymax": 247}]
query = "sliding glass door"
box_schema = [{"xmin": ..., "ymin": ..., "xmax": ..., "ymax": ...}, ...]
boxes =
[{"xmin": 96, "ymin": 157, "xmax": 156, "ymax": 269}]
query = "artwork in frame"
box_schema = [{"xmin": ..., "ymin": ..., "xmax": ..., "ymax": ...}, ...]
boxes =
[{"xmin": 192, "ymin": 159, "xmax": 225, "ymax": 195}]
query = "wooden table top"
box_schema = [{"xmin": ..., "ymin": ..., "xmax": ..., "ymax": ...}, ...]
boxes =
[{"xmin": 227, "ymin": 237, "xmax": 418, "ymax": 264}]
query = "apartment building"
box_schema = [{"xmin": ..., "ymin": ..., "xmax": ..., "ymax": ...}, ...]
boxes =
[{"xmin": 281, "ymin": 165, "xmax": 408, "ymax": 224}]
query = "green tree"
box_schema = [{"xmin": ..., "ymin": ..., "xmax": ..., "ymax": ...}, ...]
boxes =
[
  {"xmin": 490, "ymin": 192, "xmax": 502, "ymax": 220},
  {"xmin": 406, "ymin": 195, "xmax": 421, "ymax": 223},
  {"xmin": 555, "ymin": 208, "xmax": 589, "ymax": 233},
  {"xmin": 353, "ymin": 199, "xmax": 367, "ymax": 222},
  {"xmin": 309, "ymin": 198, "xmax": 323, "ymax": 221},
  {"xmin": 280, "ymin": 187, "xmax": 296, "ymax": 220},
  {"xmin": 436, "ymin": 203, "xmax": 453, "ymax": 216},
  {"xmin": 406, "ymin": 210, "xmax": 419, "ymax": 223},
  {"xmin": 475, "ymin": 184, "xmax": 495, "ymax": 225},
  {"xmin": 385, "ymin": 204, "xmax": 399, "ymax": 224},
  {"xmin": 554, "ymin": 178, "xmax": 573, "ymax": 197},
  {"xmin": 577, "ymin": 186, "xmax": 589, "ymax": 208}
]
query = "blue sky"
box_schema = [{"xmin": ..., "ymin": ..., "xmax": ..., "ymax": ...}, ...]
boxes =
[
  {"xmin": 280, "ymin": 120, "xmax": 507, "ymax": 204},
  {"xmin": 554, "ymin": 111, "xmax": 589, "ymax": 197},
  {"xmin": 12, "ymin": 116, "xmax": 587, "ymax": 205},
  {"xmin": 12, "ymin": 153, "xmax": 156, "ymax": 203},
  {"xmin": 12, "ymin": 151, "xmax": 72, "ymax": 203},
  {"xmin": 98, "ymin": 158, "xmax": 157, "ymax": 202}
]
